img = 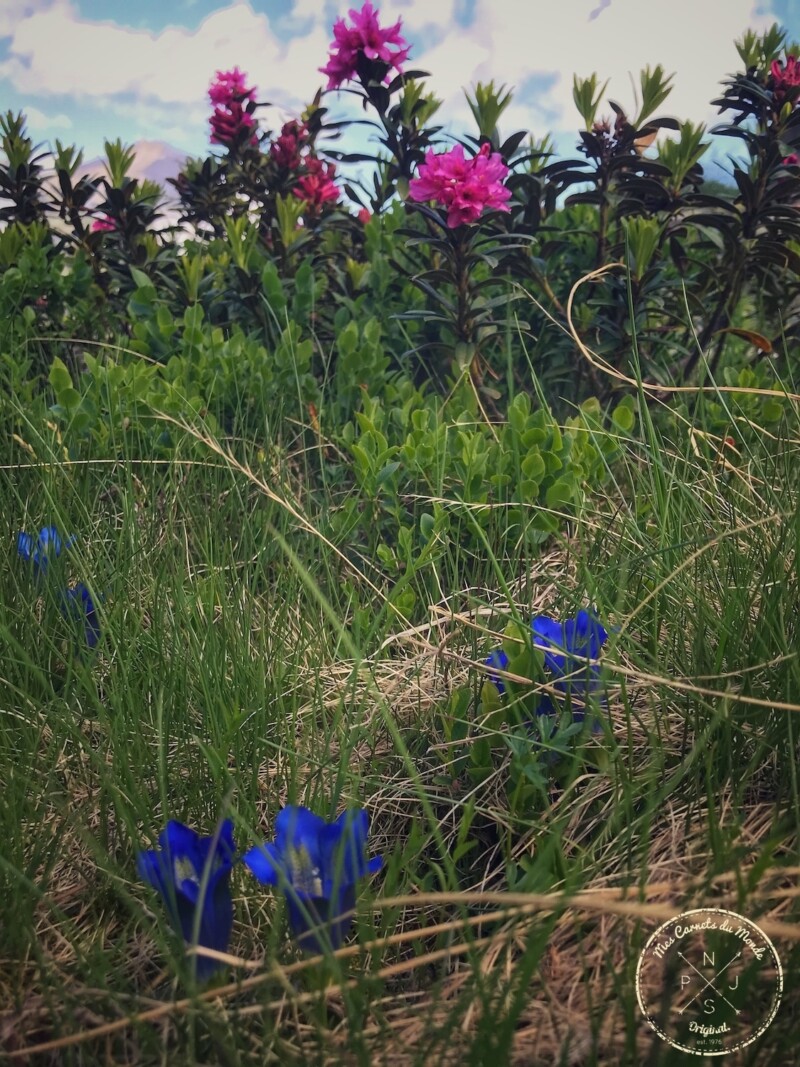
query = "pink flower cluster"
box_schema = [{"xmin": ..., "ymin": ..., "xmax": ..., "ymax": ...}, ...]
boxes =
[
  {"xmin": 266, "ymin": 116, "xmax": 339, "ymax": 211},
  {"xmin": 319, "ymin": 1, "xmax": 409, "ymax": 91},
  {"xmin": 270, "ymin": 120, "xmax": 308, "ymax": 170},
  {"xmin": 293, "ymin": 156, "xmax": 339, "ymax": 211},
  {"xmin": 770, "ymin": 55, "xmax": 800, "ymax": 98},
  {"xmin": 209, "ymin": 67, "xmax": 258, "ymax": 147},
  {"xmin": 91, "ymin": 214, "xmax": 116, "ymax": 234},
  {"xmin": 784, "ymin": 153, "xmax": 800, "ymax": 166},
  {"xmin": 408, "ymin": 142, "xmax": 512, "ymax": 227}
]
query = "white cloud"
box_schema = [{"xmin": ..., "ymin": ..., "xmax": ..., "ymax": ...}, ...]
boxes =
[
  {"xmin": 407, "ymin": 0, "xmax": 775, "ymax": 139},
  {"xmin": 0, "ymin": 0, "xmax": 51, "ymax": 40},
  {"xmin": 278, "ymin": 0, "xmax": 331, "ymax": 26},
  {"xmin": 92, "ymin": 97, "xmax": 206, "ymax": 152},
  {"xmin": 22, "ymin": 103, "xmax": 72, "ymax": 131},
  {"xmin": 0, "ymin": 0, "xmax": 783, "ymax": 159},
  {"xmin": 0, "ymin": 1, "xmax": 330, "ymax": 111}
]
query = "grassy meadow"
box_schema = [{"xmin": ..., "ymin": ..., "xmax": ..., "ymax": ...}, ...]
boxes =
[{"xmin": 2, "ymin": 334, "xmax": 800, "ymax": 1064}]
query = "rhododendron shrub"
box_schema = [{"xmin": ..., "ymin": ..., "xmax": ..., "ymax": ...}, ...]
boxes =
[
  {"xmin": 318, "ymin": 1, "xmax": 441, "ymax": 214},
  {"xmin": 399, "ymin": 138, "xmax": 520, "ymax": 378},
  {"xmin": 2, "ymin": 18, "xmax": 800, "ymax": 393},
  {"xmin": 268, "ymin": 120, "xmax": 340, "ymax": 211},
  {"xmin": 176, "ymin": 88, "xmax": 341, "ymax": 259}
]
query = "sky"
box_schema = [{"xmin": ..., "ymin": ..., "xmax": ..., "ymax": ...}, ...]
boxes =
[{"xmin": 1, "ymin": 0, "xmax": 799, "ymax": 171}]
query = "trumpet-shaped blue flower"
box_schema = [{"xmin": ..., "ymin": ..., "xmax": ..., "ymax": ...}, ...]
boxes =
[
  {"xmin": 17, "ymin": 525, "xmax": 75, "ymax": 573},
  {"xmin": 243, "ymin": 806, "xmax": 382, "ymax": 953},
  {"xmin": 137, "ymin": 820, "xmax": 236, "ymax": 981},
  {"xmin": 532, "ymin": 609, "xmax": 608, "ymax": 707},
  {"xmin": 61, "ymin": 582, "xmax": 101, "ymax": 649},
  {"xmin": 485, "ymin": 646, "xmax": 555, "ymax": 713},
  {"xmin": 486, "ymin": 609, "xmax": 608, "ymax": 721},
  {"xmin": 485, "ymin": 648, "xmax": 510, "ymax": 694},
  {"xmin": 532, "ymin": 610, "xmax": 607, "ymax": 674}
]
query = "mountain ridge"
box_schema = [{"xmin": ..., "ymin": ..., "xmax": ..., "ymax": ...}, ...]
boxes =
[{"xmin": 75, "ymin": 139, "xmax": 192, "ymax": 192}]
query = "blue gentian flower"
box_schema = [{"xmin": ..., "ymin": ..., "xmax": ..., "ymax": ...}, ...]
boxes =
[
  {"xmin": 485, "ymin": 608, "xmax": 609, "ymax": 723},
  {"xmin": 137, "ymin": 819, "xmax": 237, "ymax": 981},
  {"xmin": 17, "ymin": 525, "xmax": 75, "ymax": 573},
  {"xmin": 61, "ymin": 582, "xmax": 101, "ymax": 649},
  {"xmin": 485, "ymin": 646, "xmax": 555, "ymax": 715},
  {"xmin": 485, "ymin": 648, "xmax": 510, "ymax": 694},
  {"xmin": 243, "ymin": 806, "xmax": 382, "ymax": 954},
  {"xmin": 531, "ymin": 609, "xmax": 607, "ymax": 674},
  {"xmin": 531, "ymin": 609, "xmax": 608, "ymax": 711}
]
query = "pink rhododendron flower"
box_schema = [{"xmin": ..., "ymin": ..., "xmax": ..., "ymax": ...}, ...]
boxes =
[
  {"xmin": 208, "ymin": 67, "xmax": 258, "ymax": 147},
  {"xmin": 319, "ymin": 2, "xmax": 409, "ymax": 90},
  {"xmin": 770, "ymin": 55, "xmax": 800, "ymax": 97},
  {"xmin": 209, "ymin": 67, "xmax": 254, "ymax": 105},
  {"xmin": 293, "ymin": 157, "xmax": 339, "ymax": 210},
  {"xmin": 91, "ymin": 214, "xmax": 116, "ymax": 233},
  {"xmin": 270, "ymin": 120, "xmax": 308, "ymax": 170},
  {"xmin": 408, "ymin": 142, "xmax": 511, "ymax": 227},
  {"xmin": 210, "ymin": 105, "xmax": 257, "ymax": 146}
]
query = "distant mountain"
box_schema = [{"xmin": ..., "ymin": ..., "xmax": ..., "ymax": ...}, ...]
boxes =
[{"xmin": 76, "ymin": 139, "xmax": 192, "ymax": 196}]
